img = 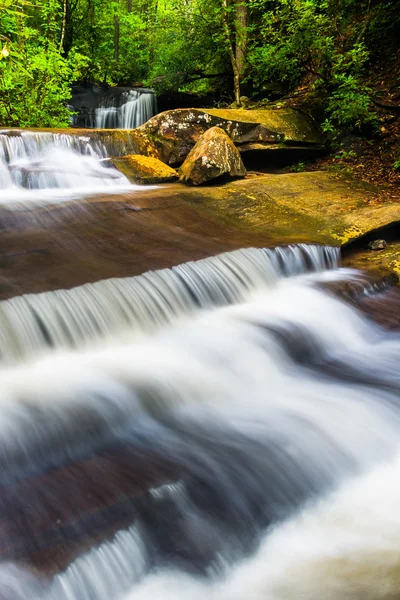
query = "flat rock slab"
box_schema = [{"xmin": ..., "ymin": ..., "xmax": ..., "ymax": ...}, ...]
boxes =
[
  {"xmin": 203, "ymin": 108, "xmax": 324, "ymax": 144},
  {"xmin": 173, "ymin": 171, "xmax": 400, "ymax": 247},
  {"xmin": 1, "ymin": 171, "xmax": 399, "ymax": 300}
]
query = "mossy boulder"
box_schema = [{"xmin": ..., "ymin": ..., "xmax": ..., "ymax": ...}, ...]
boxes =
[
  {"xmin": 139, "ymin": 108, "xmax": 325, "ymax": 166},
  {"xmin": 179, "ymin": 127, "xmax": 246, "ymax": 186},
  {"xmin": 111, "ymin": 154, "xmax": 179, "ymax": 184}
]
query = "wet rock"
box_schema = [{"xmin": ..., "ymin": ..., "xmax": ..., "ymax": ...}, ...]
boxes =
[
  {"xmin": 138, "ymin": 108, "xmax": 326, "ymax": 166},
  {"xmin": 368, "ymin": 239, "xmax": 387, "ymax": 250},
  {"xmin": 343, "ymin": 242, "xmax": 400, "ymax": 284},
  {"xmin": 2, "ymin": 171, "xmax": 400, "ymax": 300},
  {"xmin": 111, "ymin": 155, "xmax": 179, "ymax": 184},
  {"xmin": 179, "ymin": 127, "xmax": 246, "ymax": 186}
]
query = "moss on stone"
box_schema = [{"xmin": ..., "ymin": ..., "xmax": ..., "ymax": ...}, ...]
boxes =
[
  {"xmin": 343, "ymin": 243, "xmax": 400, "ymax": 283},
  {"xmin": 178, "ymin": 171, "xmax": 399, "ymax": 248},
  {"xmin": 111, "ymin": 154, "xmax": 179, "ymax": 184},
  {"xmin": 203, "ymin": 108, "xmax": 324, "ymax": 145}
]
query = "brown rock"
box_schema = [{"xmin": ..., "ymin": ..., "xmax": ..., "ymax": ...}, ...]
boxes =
[
  {"xmin": 111, "ymin": 154, "xmax": 179, "ymax": 184},
  {"xmin": 179, "ymin": 127, "xmax": 247, "ymax": 186}
]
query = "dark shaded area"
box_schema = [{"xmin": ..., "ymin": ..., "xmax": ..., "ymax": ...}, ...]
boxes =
[
  {"xmin": 240, "ymin": 146, "xmax": 327, "ymax": 172},
  {"xmin": 341, "ymin": 221, "xmax": 400, "ymax": 255},
  {"xmin": 156, "ymin": 90, "xmax": 221, "ymax": 113}
]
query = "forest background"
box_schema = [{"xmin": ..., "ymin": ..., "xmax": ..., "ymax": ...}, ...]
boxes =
[{"xmin": 0, "ymin": 0, "xmax": 399, "ymax": 151}]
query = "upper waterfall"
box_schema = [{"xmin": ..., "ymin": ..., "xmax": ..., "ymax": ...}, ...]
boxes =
[{"xmin": 69, "ymin": 86, "xmax": 157, "ymax": 129}]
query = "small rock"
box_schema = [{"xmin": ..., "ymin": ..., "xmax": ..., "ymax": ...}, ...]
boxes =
[
  {"xmin": 368, "ymin": 239, "xmax": 387, "ymax": 250},
  {"xmin": 179, "ymin": 127, "xmax": 246, "ymax": 186},
  {"xmin": 111, "ymin": 155, "xmax": 179, "ymax": 184}
]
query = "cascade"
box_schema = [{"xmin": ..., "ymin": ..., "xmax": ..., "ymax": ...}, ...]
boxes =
[
  {"xmin": 69, "ymin": 87, "xmax": 157, "ymax": 129},
  {"xmin": 95, "ymin": 89, "xmax": 157, "ymax": 129},
  {"xmin": 0, "ymin": 245, "xmax": 339, "ymax": 362},
  {"xmin": 0, "ymin": 244, "xmax": 400, "ymax": 600},
  {"xmin": 0, "ymin": 130, "xmax": 130, "ymax": 196}
]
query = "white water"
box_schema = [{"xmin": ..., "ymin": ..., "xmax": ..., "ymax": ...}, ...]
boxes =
[
  {"xmin": 0, "ymin": 246, "xmax": 400, "ymax": 599},
  {"xmin": 120, "ymin": 454, "xmax": 400, "ymax": 600},
  {"xmin": 0, "ymin": 131, "xmax": 132, "ymax": 201},
  {"xmin": 95, "ymin": 90, "xmax": 157, "ymax": 129},
  {"xmin": 0, "ymin": 245, "xmax": 339, "ymax": 362}
]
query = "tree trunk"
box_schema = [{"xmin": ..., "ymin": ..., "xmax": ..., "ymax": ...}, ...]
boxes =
[
  {"xmin": 221, "ymin": 0, "xmax": 241, "ymax": 105},
  {"xmin": 235, "ymin": 0, "xmax": 247, "ymax": 86},
  {"xmin": 126, "ymin": 0, "xmax": 132, "ymax": 11},
  {"xmin": 114, "ymin": 0, "xmax": 120, "ymax": 63},
  {"xmin": 59, "ymin": 0, "xmax": 67, "ymax": 53}
]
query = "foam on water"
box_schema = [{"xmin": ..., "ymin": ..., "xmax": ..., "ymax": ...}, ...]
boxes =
[
  {"xmin": 0, "ymin": 130, "xmax": 133, "ymax": 201},
  {"xmin": 0, "ymin": 245, "xmax": 399, "ymax": 599}
]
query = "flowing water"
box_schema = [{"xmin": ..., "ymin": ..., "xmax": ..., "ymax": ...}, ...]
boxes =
[
  {"xmin": 0, "ymin": 130, "xmax": 133, "ymax": 203},
  {"xmin": 0, "ymin": 241, "xmax": 400, "ymax": 600},
  {"xmin": 69, "ymin": 87, "xmax": 157, "ymax": 129},
  {"xmin": 94, "ymin": 89, "xmax": 157, "ymax": 130}
]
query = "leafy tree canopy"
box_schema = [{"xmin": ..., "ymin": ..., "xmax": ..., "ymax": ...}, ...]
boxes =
[{"xmin": 1, "ymin": 0, "xmax": 399, "ymax": 134}]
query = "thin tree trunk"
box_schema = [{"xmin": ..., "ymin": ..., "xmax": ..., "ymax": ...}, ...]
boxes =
[
  {"xmin": 113, "ymin": 0, "xmax": 120, "ymax": 63},
  {"xmin": 221, "ymin": 0, "xmax": 241, "ymax": 105},
  {"xmin": 235, "ymin": 0, "xmax": 247, "ymax": 85},
  {"xmin": 59, "ymin": 0, "xmax": 67, "ymax": 53},
  {"xmin": 126, "ymin": 0, "xmax": 132, "ymax": 12}
]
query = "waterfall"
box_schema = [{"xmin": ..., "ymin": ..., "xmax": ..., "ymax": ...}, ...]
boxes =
[
  {"xmin": 69, "ymin": 87, "xmax": 157, "ymax": 129},
  {"xmin": 0, "ymin": 245, "xmax": 340, "ymax": 362},
  {"xmin": 95, "ymin": 89, "xmax": 157, "ymax": 130},
  {"xmin": 0, "ymin": 130, "xmax": 130, "ymax": 196},
  {"xmin": 0, "ymin": 244, "xmax": 400, "ymax": 600}
]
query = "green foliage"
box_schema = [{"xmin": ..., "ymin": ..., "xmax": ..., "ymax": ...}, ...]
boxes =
[
  {"xmin": 0, "ymin": 0, "xmax": 88, "ymax": 127},
  {"xmin": 320, "ymin": 44, "xmax": 379, "ymax": 137},
  {"xmin": 0, "ymin": 0, "xmax": 399, "ymax": 133},
  {"xmin": 0, "ymin": 44, "xmax": 88, "ymax": 127},
  {"xmin": 394, "ymin": 148, "xmax": 400, "ymax": 172},
  {"xmin": 334, "ymin": 150, "xmax": 357, "ymax": 161},
  {"xmin": 247, "ymin": 0, "xmax": 380, "ymax": 137},
  {"xmin": 291, "ymin": 161, "xmax": 306, "ymax": 172},
  {"xmin": 144, "ymin": 0, "xmax": 227, "ymax": 93},
  {"xmin": 322, "ymin": 76, "xmax": 378, "ymax": 138}
]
